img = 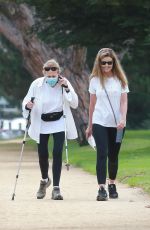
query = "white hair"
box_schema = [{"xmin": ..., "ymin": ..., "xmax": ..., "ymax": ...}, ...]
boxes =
[{"xmin": 43, "ymin": 59, "xmax": 60, "ymax": 71}]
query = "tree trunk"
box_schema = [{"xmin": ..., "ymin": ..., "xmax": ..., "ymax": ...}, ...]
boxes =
[{"xmin": 0, "ymin": 2, "xmax": 89, "ymax": 145}]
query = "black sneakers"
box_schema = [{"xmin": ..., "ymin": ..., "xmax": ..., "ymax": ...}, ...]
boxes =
[
  {"xmin": 51, "ymin": 187, "xmax": 63, "ymax": 200},
  {"xmin": 108, "ymin": 184, "xmax": 118, "ymax": 199},
  {"xmin": 36, "ymin": 178, "xmax": 51, "ymax": 199},
  {"xmin": 97, "ymin": 184, "xmax": 118, "ymax": 201},
  {"xmin": 97, "ymin": 186, "xmax": 108, "ymax": 201}
]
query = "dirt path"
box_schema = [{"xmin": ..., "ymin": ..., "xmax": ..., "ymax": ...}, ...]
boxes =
[{"xmin": 0, "ymin": 141, "xmax": 150, "ymax": 230}]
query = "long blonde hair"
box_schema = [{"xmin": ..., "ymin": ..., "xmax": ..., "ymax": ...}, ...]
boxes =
[{"xmin": 90, "ymin": 48, "xmax": 128, "ymax": 88}]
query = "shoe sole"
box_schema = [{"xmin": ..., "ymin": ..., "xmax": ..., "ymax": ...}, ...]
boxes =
[
  {"xmin": 97, "ymin": 197, "xmax": 108, "ymax": 201},
  {"xmin": 36, "ymin": 180, "xmax": 51, "ymax": 199},
  {"xmin": 51, "ymin": 195, "xmax": 63, "ymax": 200},
  {"xmin": 109, "ymin": 195, "xmax": 118, "ymax": 199},
  {"xmin": 97, "ymin": 194, "xmax": 108, "ymax": 201},
  {"xmin": 37, "ymin": 195, "xmax": 45, "ymax": 199}
]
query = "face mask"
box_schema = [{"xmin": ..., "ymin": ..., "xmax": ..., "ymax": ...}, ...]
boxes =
[{"xmin": 46, "ymin": 76, "xmax": 58, "ymax": 87}]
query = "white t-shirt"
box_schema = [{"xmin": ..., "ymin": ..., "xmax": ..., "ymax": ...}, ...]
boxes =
[
  {"xmin": 89, "ymin": 76, "xmax": 129, "ymax": 127},
  {"xmin": 40, "ymin": 80, "xmax": 65, "ymax": 134}
]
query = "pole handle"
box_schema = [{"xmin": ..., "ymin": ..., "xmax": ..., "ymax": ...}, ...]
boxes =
[
  {"xmin": 26, "ymin": 97, "xmax": 35, "ymax": 127},
  {"xmin": 28, "ymin": 97, "xmax": 35, "ymax": 114}
]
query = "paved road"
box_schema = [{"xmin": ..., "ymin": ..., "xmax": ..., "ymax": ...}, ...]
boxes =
[{"xmin": 0, "ymin": 141, "xmax": 150, "ymax": 230}]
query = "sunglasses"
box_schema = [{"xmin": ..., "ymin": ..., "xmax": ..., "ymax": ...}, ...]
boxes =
[
  {"xmin": 44, "ymin": 66, "xmax": 58, "ymax": 71},
  {"xmin": 100, "ymin": 61, "xmax": 113, "ymax": 66}
]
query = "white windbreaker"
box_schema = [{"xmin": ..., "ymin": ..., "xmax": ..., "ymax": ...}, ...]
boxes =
[{"xmin": 22, "ymin": 77, "xmax": 78, "ymax": 143}]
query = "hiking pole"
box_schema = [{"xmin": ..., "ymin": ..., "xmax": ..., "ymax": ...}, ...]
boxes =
[
  {"xmin": 11, "ymin": 97, "xmax": 34, "ymax": 201},
  {"xmin": 64, "ymin": 113, "xmax": 70, "ymax": 171},
  {"xmin": 62, "ymin": 88, "xmax": 70, "ymax": 171}
]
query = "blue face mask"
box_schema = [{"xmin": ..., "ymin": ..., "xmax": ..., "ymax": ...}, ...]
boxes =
[{"xmin": 46, "ymin": 76, "xmax": 58, "ymax": 87}]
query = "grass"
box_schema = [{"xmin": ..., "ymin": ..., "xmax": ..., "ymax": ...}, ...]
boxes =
[
  {"xmin": 117, "ymin": 130, "xmax": 150, "ymax": 194},
  {"xmin": 0, "ymin": 130, "xmax": 150, "ymax": 194},
  {"xmin": 64, "ymin": 130, "xmax": 150, "ymax": 195}
]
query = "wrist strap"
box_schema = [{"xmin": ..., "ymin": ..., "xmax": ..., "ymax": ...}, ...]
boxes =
[{"xmin": 65, "ymin": 88, "xmax": 70, "ymax": 93}]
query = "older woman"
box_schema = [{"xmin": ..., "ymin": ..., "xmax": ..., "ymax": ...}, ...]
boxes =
[{"xmin": 22, "ymin": 59, "xmax": 78, "ymax": 200}]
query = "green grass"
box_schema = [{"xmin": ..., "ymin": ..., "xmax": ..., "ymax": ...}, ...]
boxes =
[
  {"xmin": 65, "ymin": 130, "xmax": 150, "ymax": 195},
  {"xmin": 1, "ymin": 130, "xmax": 150, "ymax": 194},
  {"xmin": 117, "ymin": 130, "xmax": 150, "ymax": 194}
]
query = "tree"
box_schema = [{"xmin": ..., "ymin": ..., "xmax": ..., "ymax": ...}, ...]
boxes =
[
  {"xmin": 0, "ymin": 0, "xmax": 150, "ymax": 137},
  {"xmin": 122, "ymin": 48, "xmax": 150, "ymax": 129},
  {"xmin": 0, "ymin": 1, "xmax": 90, "ymax": 145},
  {"xmin": 19, "ymin": 0, "xmax": 150, "ymax": 49},
  {"xmin": 0, "ymin": 35, "xmax": 32, "ymax": 102},
  {"xmin": 17, "ymin": 0, "xmax": 150, "ymax": 129}
]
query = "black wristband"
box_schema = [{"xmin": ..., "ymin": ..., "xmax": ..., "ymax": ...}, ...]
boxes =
[{"xmin": 65, "ymin": 88, "xmax": 70, "ymax": 93}]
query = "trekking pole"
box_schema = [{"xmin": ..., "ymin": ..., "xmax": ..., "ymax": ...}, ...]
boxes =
[
  {"xmin": 64, "ymin": 113, "xmax": 70, "ymax": 171},
  {"xmin": 11, "ymin": 97, "xmax": 34, "ymax": 201},
  {"xmin": 62, "ymin": 88, "xmax": 70, "ymax": 171}
]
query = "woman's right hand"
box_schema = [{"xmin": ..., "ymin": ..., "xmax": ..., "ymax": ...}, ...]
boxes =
[
  {"xmin": 85, "ymin": 126, "xmax": 92, "ymax": 139},
  {"xmin": 26, "ymin": 101, "xmax": 34, "ymax": 110}
]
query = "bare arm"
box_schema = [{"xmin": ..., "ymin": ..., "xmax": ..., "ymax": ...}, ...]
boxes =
[
  {"xmin": 117, "ymin": 93, "xmax": 128, "ymax": 129},
  {"xmin": 86, "ymin": 94, "xmax": 96, "ymax": 138}
]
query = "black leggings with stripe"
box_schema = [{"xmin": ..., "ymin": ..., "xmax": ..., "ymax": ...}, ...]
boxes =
[
  {"xmin": 92, "ymin": 124, "xmax": 125, "ymax": 185},
  {"xmin": 37, "ymin": 132, "xmax": 65, "ymax": 186}
]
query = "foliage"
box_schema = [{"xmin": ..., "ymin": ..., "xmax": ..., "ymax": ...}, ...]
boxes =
[
  {"xmin": 18, "ymin": 0, "xmax": 150, "ymax": 49},
  {"xmin": 19, "ymin": 0, "xmax": 150, "ymax": 129},
  {"xmin": 1, "ymin": 0, "xmax": 150, "ymax": 128},
  {"xmin": 122, "ymin": 47, "xmax": 150, "ymax": 128},
  {"xmin": 0, "ymin": 35, "xmax": 32, "ymax": 105}
]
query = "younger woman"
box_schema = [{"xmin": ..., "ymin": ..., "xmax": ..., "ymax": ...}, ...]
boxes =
[{"xmin": 86, "ymin": 48, "xmax": 129, "ymax": 201}]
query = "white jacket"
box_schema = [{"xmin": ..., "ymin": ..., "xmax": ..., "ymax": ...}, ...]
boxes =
[{"xmin": 22, "ymin": 77, "xmax": 78, "ymax": 143}]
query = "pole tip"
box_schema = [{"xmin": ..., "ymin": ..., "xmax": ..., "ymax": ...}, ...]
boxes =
[
  {"xmin": 65, "ymin": 163, "xmax": 70, "ymax": 171},
  {"xmin": 11, "ymin": 194, "xmax": 15, "ymax": 201}
]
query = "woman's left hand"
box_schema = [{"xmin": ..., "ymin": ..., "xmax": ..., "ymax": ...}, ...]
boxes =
[
  {"xmin": 58, "ymin": 75, "xmax": 68, "ymax": 88},
  {"xmin": 117, "ymin": 119, "xmax": 126, "ymax": 129}
]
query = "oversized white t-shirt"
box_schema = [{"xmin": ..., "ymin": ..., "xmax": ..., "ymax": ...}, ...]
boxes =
[
  {"xmin": 89, "ymin": 76, "xmax": 129, "ymax": 127},
  {"xmin": 40, "ymin": 79, "xmax": 65, "ymax": 134}
]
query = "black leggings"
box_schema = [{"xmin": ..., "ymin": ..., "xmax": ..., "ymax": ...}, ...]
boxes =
[
  {"xmin": 37, "ymin": 132, "xmax": 65, "ymax": 186},
  {"xmin": 92, "ymin": 124, "xmax": 125, "ymax": 185}
]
